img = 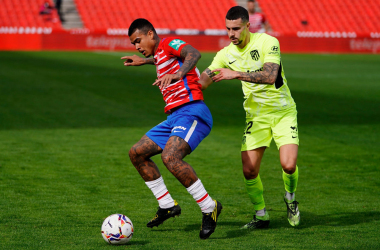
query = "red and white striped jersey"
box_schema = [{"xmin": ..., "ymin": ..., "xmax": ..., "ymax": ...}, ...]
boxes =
[
  {"xmin": 249, "ymin": 13, "xmax": 266, "ymax": 33},
  {"xmin": 154, "ymin": 37, "xmax": 203, "ymax": 114}
]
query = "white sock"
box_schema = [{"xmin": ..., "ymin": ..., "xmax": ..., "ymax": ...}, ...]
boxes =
[
  {"xmin": 285, "ymin": 191, "xmax": 295, "ymax": 202},
  {"xmin": 186, "ymin": 179, "xmax": 215, "ymax": 213},
  {"xmin": 256, "ymin": 208, "xmax": 266, "ymax": 217},
  {"xmin": 145, "ymin": 176, "xmax": 175, "ymax": 209}
]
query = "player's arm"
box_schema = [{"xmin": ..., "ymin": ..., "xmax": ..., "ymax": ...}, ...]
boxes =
[
  {"xmin": 199, "ymin": 68, "xmax": 215, "ymax": 90},
  {"xmin": 211, "ymin": 62, "xmax": 279, "ymax": 85},
  {"xmin": 121, "ymin": 55, "xmax": 154, "ymax": 66},
  {"xmin": 153, "ymin": 45, "xmax": 201, "ymax": 88},
  {"xmin": 264, "ymin": 21, "xmax": 271, "ymax": 32}
]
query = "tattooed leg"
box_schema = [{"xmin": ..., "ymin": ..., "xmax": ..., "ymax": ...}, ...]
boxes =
[
  {"xmin": 129, "ymin": 135, "xmax": 163, "ymax": 182},
  {"xmin": 161, "ymin": 136, "xmax": 198, "ymax": 188}
]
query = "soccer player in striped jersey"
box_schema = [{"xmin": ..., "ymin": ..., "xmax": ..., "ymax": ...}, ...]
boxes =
[
  {"xmin": 199, "ymin": 6, "xmax": 300, "ymax": 229},
  {"xmin": 121, "ymin": 18, "xmax": 222, "ymax": 239}
]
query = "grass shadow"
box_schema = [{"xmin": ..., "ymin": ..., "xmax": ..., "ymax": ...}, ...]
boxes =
[{"xmin": 268, "ymin": 211, "xmax": 380, "ymax": 229}]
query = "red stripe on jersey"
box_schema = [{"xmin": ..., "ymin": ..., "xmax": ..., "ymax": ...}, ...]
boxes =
[
  {"xmin": 154, "ymin": 37, "xmax": 203, "ymax": 114},
  {"xmin": 196, "ymin": 193, "xmax": 209, "ymax": 203},
  {"xmin": 157, "ymin": 191, "xmax": 169, "ymax": 200}
]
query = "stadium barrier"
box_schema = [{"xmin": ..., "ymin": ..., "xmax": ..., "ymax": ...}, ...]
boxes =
[{"xmin": 1, "ymin": 28, "xmax": 380, "ymax": 53}]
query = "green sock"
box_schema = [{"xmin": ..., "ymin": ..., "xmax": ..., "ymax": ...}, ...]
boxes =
[
  {"xmin": 283, "ymin": 165, "xmax": 299, "ymax": 196},
  {"xmin": 244, "ymin": 174, "xmax": 265, "ymax": 211}
]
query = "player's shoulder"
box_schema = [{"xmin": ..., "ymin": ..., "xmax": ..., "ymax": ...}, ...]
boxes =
[
  {"xmin": 161, "ymin": 37, "xmax": 188, "ymax": 52},
  {"xmin": 251, "ymin": 33, "xmax": 279, "ymax": 47},
  {"xmin": 161, "ymin": 37, "xmax": 186, "ymax": 45},
  {"xmin": 215, "ymin": 43, "xmax": 232, "ymax": 57},
  {"xmin": 253, "ymin": 32, "xmax": 277, "ymax": 42}
]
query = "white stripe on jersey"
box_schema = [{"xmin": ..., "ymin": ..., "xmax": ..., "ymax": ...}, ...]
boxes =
[
  {"xmin": 195, "ymin": 67, "xmax": 200, "ymax": 77},
  {"xmin": 156, "ymin": 54, "xmax": 167, "ymax": 64},
  {"xmin": 185, "ymin": 120, "xmax": 198, "ymax": 142},
  {"xmin": 157, "ymin": 58, "xmax": 176, "ymax": 70},
  {"xmin": 164, "ymin": 87, "xmax": 187, "ymax": 99},
  {"xmin": 162, "ymin": 79, "xmax": 181, "ymax": 90},
  {"xmin": 159, "ymin": 64, "xmax": 179, "ymax": 77},
  {"xmin": 164, "ymin": 98, "xmax": 187, "ymax": 107}
]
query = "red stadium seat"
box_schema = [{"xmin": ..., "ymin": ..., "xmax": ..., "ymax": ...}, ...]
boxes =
[
  {"xmin": 257, "ymin": 0, "xmax": 380, "ymax": 34},
  {"xmin": 3, "ymin": 0, "xmax": 378, "ymax": 35},
  {"xmin": 1, "ymin": 0, "xmax": 62, "ymax": 29},
  {"xmin": 72, "ymin": 0, "xmax": 236, "ymax": 31}
]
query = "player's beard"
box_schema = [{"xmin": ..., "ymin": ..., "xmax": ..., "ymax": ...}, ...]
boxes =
[
  {"xmin": 230, "ymin": 37, "xmax": 243, "ymax": 45},
  {"xmin": 232, "ymin": 39, "xmax": 243, "ymax": 45}
]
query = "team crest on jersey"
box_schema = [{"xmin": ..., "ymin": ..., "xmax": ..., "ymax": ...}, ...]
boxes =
[
  {"xmin": 250, "ymin": 50, "xmax": 260, "ymax": 61},
  {"xmin": 169, "ymin": 39, "xmax": 186, "ymax": 50}
]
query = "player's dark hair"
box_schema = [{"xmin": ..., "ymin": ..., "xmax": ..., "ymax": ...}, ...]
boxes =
[
  {"xmin": 128, "ymin": 18, "xmax": 156, "ymax": 36},
  {"xmin": 226, "ymin": 6, "xmax": 249, "ymax": 23}
]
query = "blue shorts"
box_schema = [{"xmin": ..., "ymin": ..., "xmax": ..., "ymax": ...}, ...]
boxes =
[{"xmin": 146, "ymin": 101, "xmax": 213, "ymax": 152}]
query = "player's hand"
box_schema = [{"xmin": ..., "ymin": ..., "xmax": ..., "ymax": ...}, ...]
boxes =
[
  {"xmin": 153, "ymin": 73, "xmax": 181, "ymax": 88},
  {"xmin": 211, "ymin": 68, "xmax": 238, "ymax": 82},
  {"xmin": 121, "ymin": 55, "xmax": 145, "ymax": 66}
]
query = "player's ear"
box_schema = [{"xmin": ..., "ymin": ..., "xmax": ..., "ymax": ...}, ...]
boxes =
[
  {"xmin": 246, "ymin": 21, "xmax": 250, "ymax": 30},
  {"xmin": 147, "ymin": 30, "xmax": 154, "ymax": 40}
]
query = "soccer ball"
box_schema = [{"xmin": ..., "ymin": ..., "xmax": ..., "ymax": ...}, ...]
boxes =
[{"xmin": 101, "ymin": 214, "xmax": 134, "ymax": 245}]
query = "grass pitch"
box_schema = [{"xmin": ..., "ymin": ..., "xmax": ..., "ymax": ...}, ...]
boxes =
[{"xmin": 0, "ymin": 51, "xmax": 379, "ymax": 249}]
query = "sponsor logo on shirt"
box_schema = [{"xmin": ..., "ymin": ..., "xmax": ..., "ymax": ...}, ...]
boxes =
[
  {"xmin": 250, "ymin": 50, "xmax": 260, "ymax": 61},
  {"xmin": 269, "ymin": 46, "xmax": 279, "ymax": 55},
  {"xmin": 169, "ymin": 39, "xmax": 186, "ymax": 50},
  {"xmin": 271, "ymin": 46, "xmax": 279, "ymax": 51}
]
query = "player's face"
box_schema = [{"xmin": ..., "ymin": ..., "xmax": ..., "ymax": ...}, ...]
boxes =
[
  {"xmin": 247, "ymin": 1, "xmax": 255, "ymax": 14},
  {"xmin": 226, "ymin": 18, "xmax": 250, "ymax": 47},
  {"xmin": 129, "ymin": 29, "xmax": 156, "ymax": 57}
]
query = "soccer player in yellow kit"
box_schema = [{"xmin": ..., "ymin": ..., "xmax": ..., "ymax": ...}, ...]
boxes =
[{"xmin": 199, "ymin": 6, "xmax": 300, "ymax": 229}]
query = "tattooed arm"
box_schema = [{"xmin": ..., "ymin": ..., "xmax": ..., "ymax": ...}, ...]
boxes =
[
  {"xmin": 211, "ymin": 62, "xmax": 279, "ymax": 85},
  {"xmin": 177, "ymin": 45, "xmax": 201, "ymax": 78},
  {"xmin": 199, "ymin": 68, "xmax": 215, "ymax": 90},
  {"xmin": 121, "ymin": 55, "xmax": 155, "ymax": 66},
  {"xmin": 153, "ymin": 45, "xmax": 201, "ymax": 88}
]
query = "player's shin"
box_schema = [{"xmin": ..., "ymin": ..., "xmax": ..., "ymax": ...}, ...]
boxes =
[
  {"xmin": 245, "ymin": 174, "xmax": 266, "ymax": 214},
  {"xmin": 283, "ymin": 165, "xmax": 298, "ymax": 201},
  {"xmin": 186, "ymin": 179, "xmax": 215, "ymax": 212},
  {"xmin": 145, "ymin": 176, "xmax": 175, "ymax": 208}
]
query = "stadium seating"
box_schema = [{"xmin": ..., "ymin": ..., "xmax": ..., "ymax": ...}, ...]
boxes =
[
  {"xmin": 1, "ymin": 0, "xmax": 378, "ymax": 35},
  {"xmin": 258, "ymin": 0, "xmax": 380, "ymax": 34},
  {"xmin": 74, "ymin": 0, "xmax": 236, "ymax": 30},
  {"xmin": 0, "ymin": 0, "xmax": 62, "ymax": 29}
]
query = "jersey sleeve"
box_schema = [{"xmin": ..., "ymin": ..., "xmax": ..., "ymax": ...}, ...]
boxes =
[
  {"xmin": 164, "ymin": 38, "xmax": 189, "ymax": 58},
  {"xmin": 208, "ymin": 49, "xmax": 227, "ymax": 71},
  {"xmin": 261, "ymin": 13, "xmax": 266, "ymax": 23},
  {"xmin": 262, "ymin": 36, "xmax": 281, "ymax": 65}
]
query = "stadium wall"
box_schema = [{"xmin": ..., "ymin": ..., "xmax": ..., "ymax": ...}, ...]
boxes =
[{"xmin": 1, "ymin": 28, "xmax": 380, "ymax": 54}]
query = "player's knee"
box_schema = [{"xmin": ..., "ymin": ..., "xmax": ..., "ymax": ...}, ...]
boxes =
[
  {"xmin": 243, "ymin": 166, "xmax": 259, "ymax": 179},
  {"xmin": 129, "ymin": 145, "xmax": 141, "ymax": 164},
  {"xmin": 161, "ymin": 152, "xmax": 170, "ymax": 167},
  {"xmin": 282, "ymin": 161, "xmax": 296, "ymax": 174},
  {"xmin": 161, "ymin": 152, "xmax": 178, "ymax": 170}
]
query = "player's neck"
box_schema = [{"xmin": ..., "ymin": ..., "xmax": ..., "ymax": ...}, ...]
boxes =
[
  {"xmin": 153, "ymin": 36, "xmax": 161, "ymax": 55},
  {"xmin": 237, "ymin": 33, "xmax": 251, "ymax": 49}
]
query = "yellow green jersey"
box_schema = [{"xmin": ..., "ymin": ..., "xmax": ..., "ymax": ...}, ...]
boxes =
[{"xmin": 208, "ymin": 32, "xmax": 296, "ymax": 117}]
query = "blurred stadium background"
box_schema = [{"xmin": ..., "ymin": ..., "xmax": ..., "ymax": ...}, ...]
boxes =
[{"xmin": 1, "ymin": 0, "xmax": 379, "ymax": 53}]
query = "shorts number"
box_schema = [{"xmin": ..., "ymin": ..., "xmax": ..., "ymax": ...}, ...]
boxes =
[{"xmin": 245, "ymin": 121, "xmax": 253, "ymax": 134}]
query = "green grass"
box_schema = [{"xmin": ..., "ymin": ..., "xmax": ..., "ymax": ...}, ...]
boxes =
[{"xmin": 0, "ymin": 51, "xmax": 379, "ymax": 249}]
